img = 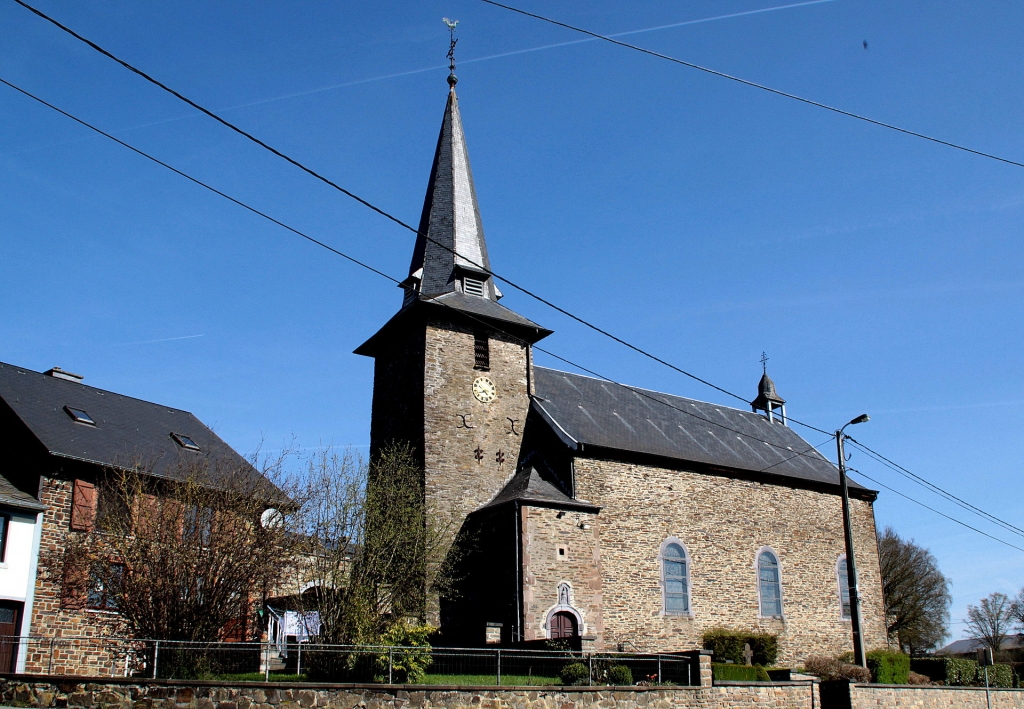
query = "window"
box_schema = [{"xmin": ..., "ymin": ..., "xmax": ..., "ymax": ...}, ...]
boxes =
[
  {"xmin": 757, "ymin": 550, "xmax": 783, "ymax": 617},
  {"xmin": 64, "ymin": 406, "xmax": 95, "ymax": 426},
  {"xmin": 474, "ymin": 331, "xmax": 490, "ymax": 370},
  {"xmin": 661, "ymin": 540, "xmax": 691, "ymax": 614},
  {"xmin": 171, "ymin": 432, "xmax": 201, "ymax": 451},
  {"xmin": 185, "ymin": 505, "xmax": 214, "ymax": 546},
  {"xmin": 0, "ymin": 515, "xmax": 8, "ymax": 563},
  {"xmin": 463, "ymin": 276, "xmax": 485, "ymax": 297},
  {"xmin": 837, "ymin": 555, "xmax": 852, "ymax": 619},
  {"xmin": 87, "ymin": 563, "xmax": 123, "ymax": 611}
]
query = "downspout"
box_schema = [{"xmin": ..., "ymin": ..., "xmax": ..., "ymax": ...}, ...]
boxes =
[
  {"xmin": 514, "ymin": 501, "xmax": 523, "ymax": 642},
  {"xmin": 19, "ymin": 510, "xmax": 44, "ymax": 673}
]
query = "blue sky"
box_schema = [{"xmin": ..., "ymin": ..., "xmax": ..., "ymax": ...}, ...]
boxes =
[{"xmin": 2, "ymin": 0, "xmax": 1022, "ymax": 641}]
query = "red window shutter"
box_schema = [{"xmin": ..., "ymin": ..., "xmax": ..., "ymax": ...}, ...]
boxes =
[{"xmin": 70, "ymin": 480, "xmax": 97, "ymax": 532}]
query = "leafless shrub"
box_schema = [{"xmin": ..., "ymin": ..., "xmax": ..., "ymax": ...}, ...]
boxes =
[{"xmin": 803, "ymin": 655, "xmax": 871, "ymax": 683}]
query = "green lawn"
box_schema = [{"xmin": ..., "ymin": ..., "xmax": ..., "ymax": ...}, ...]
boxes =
[
  {"xmin": 421, "ymin": 674, "xmax": 561, "ymax": 686},
  {"xmin": 205, "ymin": 672, "xmax": 307, "ymax": 682}
]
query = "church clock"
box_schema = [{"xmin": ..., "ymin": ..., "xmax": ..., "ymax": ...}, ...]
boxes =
[{"xmin": 472, "ymin": 376, "xmax": 497, "ymax": 403}]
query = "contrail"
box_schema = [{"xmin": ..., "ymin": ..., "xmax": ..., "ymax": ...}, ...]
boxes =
[
  {"xmin": 113, "ymin": 334, "xmax": 204, "ymax": 346},
  {"xmin": 3, "ymin": 0, "xmax": 835, "ymax": 157}
]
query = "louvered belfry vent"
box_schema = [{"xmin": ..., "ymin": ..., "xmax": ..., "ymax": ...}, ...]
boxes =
[{"xmin": 474, "ymin": 331, "xmax": 490, "ymax": 371}]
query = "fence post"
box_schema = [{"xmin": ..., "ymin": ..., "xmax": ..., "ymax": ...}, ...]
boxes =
[
  {"xmin": 389, "ymin": 649, "xmax": 394, "ymax": 684},
  {"xmin": 588, "ymin": 653, "xmax": 593, "ymax": 686},
  {"xmin": 264, "ymin": 641, "xmax": 270, "ymax": 682},
  {"xmin": 297, "ymin": 642, "xmax": 302, "ymax": 677},
  {"xmin": 152, "ymin": 640, "xmax": 160, "ymax": 679},
  {"xmin": 657, "ymin": 655, "xmax": 662, "ymax": 684},
  {"xmin": 496, "ymin": 649, "xmax": 501, "ymax": 686}
]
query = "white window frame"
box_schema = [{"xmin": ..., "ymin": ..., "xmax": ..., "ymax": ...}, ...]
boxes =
[
  {"xmin": 754, "ymin": 546, "xmax": 785, "ymax": 619},
  {"xmin": 659, "ymin": 536, "xmax": 694, "ymax": 617}
]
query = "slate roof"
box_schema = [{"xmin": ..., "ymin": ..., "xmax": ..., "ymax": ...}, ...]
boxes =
[
  {"xmin": 478, "ymin": 465, "xmax": 599, "ymax": 513},
  {"xmin": 423, "ymin": 292, "xmax": 548, "ymax": 332},
  {"xmin": 532, "ymin": 367, "xmax": 870, "ymax": 492},
  {"xmin": 0, "ymin": 472, "xmax": 45, "ymax": 512},
  {"xmin": 408, "ymin": 86, "xmax": 495, "ymax": 299},
  {"xmin": 938, "ymin": 635, "xmax": 1024, "ymax": 656},
  {"xmin": 0, "ymin": 361, "xmax": 257, "ymax": 484}
]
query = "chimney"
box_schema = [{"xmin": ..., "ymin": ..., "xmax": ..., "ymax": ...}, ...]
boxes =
[{"xmin": 44, "ymin": 367, "xmax": 84, "ymax": 383}]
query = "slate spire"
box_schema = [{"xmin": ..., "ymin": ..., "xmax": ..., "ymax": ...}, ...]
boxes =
[{"xmin": 405, "ymin": 82, "xmax": 497, "ymax": 301}]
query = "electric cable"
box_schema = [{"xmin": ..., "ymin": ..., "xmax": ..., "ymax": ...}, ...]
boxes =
[
  {"xmin": 847, "ymin": 437, "xmax": 1024, "ymax": 540},
  {"xmin": 477, "ymin": 0, "xmax": 1024, "ymax": 171},
  {"xmin": 845, "ymin": 468, "xmax": 1024, "ymax": 554},
  {"xmin": 4, "ymin": 73, "xmax": 1019, "ymax": 553}
]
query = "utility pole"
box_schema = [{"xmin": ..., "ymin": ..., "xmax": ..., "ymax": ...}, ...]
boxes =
[{"xmin": 836, "ymin": 414, "xmax": 870, "ymax": 668}]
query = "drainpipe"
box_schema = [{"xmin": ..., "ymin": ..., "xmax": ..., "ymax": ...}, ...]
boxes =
[{"xmin": 514, "ymin": 502, "xmax": 523, "ymax": 642}]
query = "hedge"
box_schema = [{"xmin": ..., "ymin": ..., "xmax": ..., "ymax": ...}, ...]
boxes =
[
  {"xmin": 702, "ymin": 629, "xmax": 778, "ymax": 666},
  {"xmin": 910, "ymin": 657, "xmax": 1016, "ymax": 687},
  {"xmin": 866, "ymin": 649, "xmax": 910, "ymax": 684},
  {"xmin": 712, "ymin": 663, "xmax": 771, "ymax": 682}
]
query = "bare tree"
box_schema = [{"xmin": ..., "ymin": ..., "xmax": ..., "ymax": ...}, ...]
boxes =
[
  {"xmin": 877, "ymin": 526, "xmax": 951, "ymax": 654},
  {"xmin": 966, "ymin": 592, "xmax": 1015, "ymax": 659},
  {"xmin": 43, "ymin": 453, "xmax": 298, "ymax": 643},
  {"xmin": 293, "ymin": 443, "xmax": 459, "ymax": 647}
]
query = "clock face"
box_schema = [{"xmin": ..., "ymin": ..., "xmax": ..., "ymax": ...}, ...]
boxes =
[{"xmin": 472, "ymin": 376, "xmax": 497, "ymax": 403}]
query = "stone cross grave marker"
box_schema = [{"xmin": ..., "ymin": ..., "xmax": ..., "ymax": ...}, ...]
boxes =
[{"xmin": 743, "ymin": 643, "xmax": 753, "ymax": 666}]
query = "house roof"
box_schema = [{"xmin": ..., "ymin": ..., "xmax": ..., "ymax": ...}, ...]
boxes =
[
  {"xmin": 937, "ymin": 635, "xmax": 1024, "ymax": 656},
  {"xmin": 0, "ymin": 361, "xmax": 258, "ymax": 484},
  {"xmin": 0, "ymin": 472, "xmax": 45, "ymax": 512},
  {"xmin": 478, "ymin": 465, "xmax": 599, "ymax": 513},
  {"xmin": 532, "ymin": 367, "xmax": 872, "ymax": 494}
]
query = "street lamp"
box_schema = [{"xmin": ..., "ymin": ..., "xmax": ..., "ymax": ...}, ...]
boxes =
[{"xmin": 836, "ymin": 414, "xmax": 869, "ymax": 668}]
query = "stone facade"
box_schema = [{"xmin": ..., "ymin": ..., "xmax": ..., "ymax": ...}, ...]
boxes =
[{"xmin": 564, "ymin": 458, "xmax": 887, "ymax": 665}]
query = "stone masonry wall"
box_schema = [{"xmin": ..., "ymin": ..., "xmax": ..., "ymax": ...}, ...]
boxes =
[
  {"xmin": 422, "ymin": 322, "xmax": 531, "ymax": 528},
  {"xmin": 573, "ymin": 458, "xmax": 887, "ymax": 665},
  {"xmin": 520, "ymin": 505, "xmax": 602, "ymax": 643},
  {"xmin": 27, "ymin": 476, "xmax": 121, "ymax": 674},
  {"xmin": 849, "ymin": 683, "xmax": 1024, "ymax": 709}
]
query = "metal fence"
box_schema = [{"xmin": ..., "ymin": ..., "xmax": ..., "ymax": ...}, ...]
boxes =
[{"xmin": 2, "ymin": 636, "xmax": 699, "ymax": 686}]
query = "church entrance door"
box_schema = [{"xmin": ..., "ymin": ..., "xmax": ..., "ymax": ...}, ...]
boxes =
[{"xmin": 550, "ymin": 611, "xmax": 578, "ymax": 639}]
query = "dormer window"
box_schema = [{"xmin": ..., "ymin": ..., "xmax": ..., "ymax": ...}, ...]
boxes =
[
  {"xmin": 64, "ymin": 406, "xmax": 96, "ymax": 426},
  {"xmin": 463, "ymin": 276, "xmax": 485, "ymax": 297},
  {"xmin": 171, "ymin": 433, "xmax": 201, "ymax": 451}
]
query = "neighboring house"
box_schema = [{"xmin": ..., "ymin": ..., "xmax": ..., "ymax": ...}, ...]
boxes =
[
  {"xmin": 0, "ymin": 473, "xmax": 46, "ymax": 672},
  {"xmin": 938, "ymin": 635, "xmax": 1024, "ymax": 659},
  {"xmin": 355, "ymin": 75, "xmax": 888, "ymax": 666},
  {"xmin": 0, "ymin": 361, "xmax": 262, "ymax": 674}
]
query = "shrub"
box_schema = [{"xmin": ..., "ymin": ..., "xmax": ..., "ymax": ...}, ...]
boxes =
[
  {"xmin": 907, "ymin": 671, "xmax": 932, "ymax": 685},
  {"xmin": 803, "ymin": 656, "xmax": 871, "ymax": 683},
  {"xmin": 372, "ymin": 621, "xmax": 436, "ymax": 683},
  {"xmin": 701, "ymin": 628, "xmax": 778, "ymax": 666},
  {"xmin": 711, "ymin": 663, "xmax": 771, "ymax": 682},
  {"xmin": 945, "ymin": 658, "xmax": 979, "ymax": 686},
  {"xmin": 560, "ymin": 662, "xmax": 589, "ymax": 686},
  {"xmin": 866, "ymin": 649, "xmax": 910, "ymax": 684},
  {"xmin": 982, "ymin": 664, "xmax": 1015, "ymax": 688},
  {"xmin": 607, "ymin": 665, "xmax": 633, "ymax": 685}
]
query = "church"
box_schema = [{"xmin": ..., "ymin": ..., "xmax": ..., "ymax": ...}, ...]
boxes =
[{"xmin": 355, "ymin": 73, "xmax": 887, "ymax": 667}]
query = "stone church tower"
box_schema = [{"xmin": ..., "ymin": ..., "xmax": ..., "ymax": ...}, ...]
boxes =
[{"xmin": 354, "ymin": 75, "xmax": 550, "ymax": 530}]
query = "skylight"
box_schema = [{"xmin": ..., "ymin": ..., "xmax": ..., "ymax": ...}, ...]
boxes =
[
  {"xmin": 64, "ymin": 406, "xmax": 96, "ymax": 426},
  {"xmin": 171, "ymin": 433, "xmax": 201, "ymax": 451}
]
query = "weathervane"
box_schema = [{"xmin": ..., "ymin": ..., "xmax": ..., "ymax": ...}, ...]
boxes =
[
  {"xmin": 443, "ymin": 17, "xmax": 459, "ymax": 87},
  {"xmin": 760, "ymin": 351, "xmax": 769, "ymax": 374}
]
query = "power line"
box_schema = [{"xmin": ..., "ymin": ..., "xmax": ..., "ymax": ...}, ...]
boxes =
[
  {"xmin": 0, "ymin": 74, "xmax": 832, "ymax": 473},
  {"xmin": 846, "ymin": 468, "xmax": 1024, "ymax": 554},
  {"xmin": 476, "ymin": 0, "xmax": 1024, "ymax": 171},
  {"xmin": 847, "ymin": 437, "xmax": 1024, "ymax": 540},
  {"xmin": 5, "ymin": 73, "xmax": 1021, "ymax": 557},
  {"xmin": 10, "ymin": 0, "xmax": 766, "ymax": 411}
]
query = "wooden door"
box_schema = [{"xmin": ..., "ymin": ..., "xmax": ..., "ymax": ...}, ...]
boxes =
[
  {"xmin": 550, "ymin": 611, "xmax": 578, "ymax": 639},
  {"xmin": 0, "ymin": 601, "xmax": 22, "ymax": 672}
]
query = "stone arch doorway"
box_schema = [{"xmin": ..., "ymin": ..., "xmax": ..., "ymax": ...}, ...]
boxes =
[{"xmin": 549, "ymin": 611, "xmax": 578, "ymax": 639}]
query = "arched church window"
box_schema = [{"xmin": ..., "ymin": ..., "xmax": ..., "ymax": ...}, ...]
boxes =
[
  {"xmin": 661, "ymin": 541, "xmax": 690, "ymax": 614},
  {"xmin": 757, "ymin": 550, "xmax": 783, "ymax": 617},
  {"xmin": 837, "ymin": 555, "xmax": 851, "ymax": 619}
]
